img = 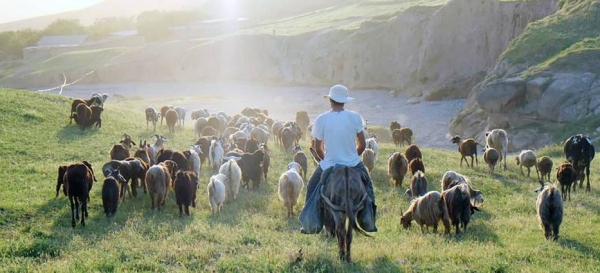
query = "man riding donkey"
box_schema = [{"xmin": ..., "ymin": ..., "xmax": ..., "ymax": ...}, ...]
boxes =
[{"xmin": 299, "ymin": 84, "xmax": 377, "ymax": 233}]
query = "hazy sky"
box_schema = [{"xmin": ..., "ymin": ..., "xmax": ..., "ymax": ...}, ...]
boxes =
[{"xmin": 0, "ymin": 0, "xmax": 102, "ymax": 24}]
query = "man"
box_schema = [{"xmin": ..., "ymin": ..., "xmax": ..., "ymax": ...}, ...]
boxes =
[{"xmin": 300, "ymin": 84, "xmax": 377, "ymax": 233}]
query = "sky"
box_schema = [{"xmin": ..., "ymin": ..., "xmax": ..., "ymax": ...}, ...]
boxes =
[{"xmin": 0, "ymin": 0, "xmax": 102, "ymax": 24}]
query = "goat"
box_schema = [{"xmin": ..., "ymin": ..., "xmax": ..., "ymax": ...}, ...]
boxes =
[
  {"xmin": 537, "ymin": 156, "xmax": 553, "ymax": 184},
  {"xmin": 441, "ymin": 171, "xmax": 484, "ymax": 209},
  {"xmin": 278, "ymin": 162, "xmax": 304, "ymax": 217},
  {"xmin": 556, "ymin": 162, "xmax": 577, "ymax": 201},
  {"xmin": 404, "ymin": 144, "xmax": 422, "ymax": 163},
  {"xmin": 219, "ymin": 158, "xmax": 242, "ymax": 201},
  {"xmin": 362, "ymin": 148, "xmax": 376, "ymax": 173},
  {"xmin": 209, "ymin": 138, "xmax": 225, "ymax": 174},
  {"xmin": 75, "ymin": 103, "xmax": 92, "ymax": 130},
  {"xmin": 410, "ymin": 170, "xmax": 428, "ymax": 199},
  {"xmin": 239, "ymin": 149, "xmax": 265, "ymax": 189},
  {"xmin": 536, "ymin": 185, "xmax": 563, "ymax": 241},
  {"xmin": 102, "ymin": 169, "xmax": 126, "ymax": 217},
  {"xmin": 295, "ymin": 111, "xmax": 310, "ymax": 139},
  {"xmin": 165, "ymin": 109, "xmax": 178, "ymax": 133},
  {"xmin": 400, "ymin": 191, "xmax": 450, "ymax": 234},
  {"xmin": 145, "ymin": 107, "xmax": 160, "ymax": 131},
  {"xmin": 174, "ymin": 171, "xmax": 198, "ymax": 217},
  {"xmin": 442, "ymin": 183, "xmax": 472, "ymax": 234},
  {"xmin": 56, "ymin": 161, "xmax": 97, "ymax": 198},
  {"xmin": 174, "ymin": 106, "xmax": 187, "ymax": 127},
  {"xmin": 387, "ymin": 152, "xmax": 408, "ymax": 187},
  {"xmin": 483, "ymin": 146, "xmax": 500, "ymax": 175},
  {"xmin": 563, "ymin": 134, "xmax": 595, "ymax": 192},
  {"xmin": 516, "ymin": 150, "xmax": 538, "ymax": 178},
  {"xmin": 65, "ymin": 162, "xmax": 95, "ymax": 228},
  {"xmin": 366, "ymin": 137, "xmax": 379, "ymax": 162},
  {"xmin": 144, "ymin": 160, "xmax": 176, "ymax": 211},
  {"xmin": 293, "ymin": 147, "xmax": 309, "ymax": 180},
  {"xmin": 208, "ymin": 173, "xmax": 227, "ymax": 214},
  {"xmin": 408, "ymin": 158, "xmax": 425, "ymax": 175},
  {"xmin": 485, "ymin": 129, "xmax": 508, "ymax": 171},
  {"xmin": 450, "ymin": 135, "xmax": 478, "ymax": 167},
  {"xmin": 159, "ymin": 106, "xmax": 172, "ymax": 126}
]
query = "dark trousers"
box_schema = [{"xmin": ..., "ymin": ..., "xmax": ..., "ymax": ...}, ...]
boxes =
[{"xmin": 305, "ymin": 162, "xmax": 375, "ymax": 203}]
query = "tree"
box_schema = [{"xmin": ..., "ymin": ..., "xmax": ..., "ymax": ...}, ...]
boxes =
[
  {"xmin": 42, "ymin": 19, "xmax": 85, "ymax": 35},
  {"xmin": 87, "ymin": 17, "xmax": 135, "ymax": 39}
]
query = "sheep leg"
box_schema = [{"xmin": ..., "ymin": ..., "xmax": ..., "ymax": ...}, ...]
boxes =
[
  {"xmin": 475, "ymin": 154, "xmax": 478, "ymax": 167},
  {"xmin": 69, "ymin": 196, "xmax": 76, "ymax": 228},
  {"xmin": 470, "ymin": 156, "xmax": 474, "ymax": 168},
  {"xmin": 527, "ymin": 167, "xmax": 531, "ymax": 177},
  {"xmin": 543, "ymin": 224, "xmax": 552, "ymax": 240},
  {"xmin": 81, "ymin": 197, "xmax": 87, "ymax": 227},
  {"xmin": 586, "ymin": 167, "xmax": 591, "ymax": 192},
  {"xmin": 178, "ymin": 204, "xmax": 183, "ymax": 217},
  {"xmin": 150, "ymin": 192, "xmax": 156, "ymax": 210},
  {"xmin": 185, "ymin": 205, "xmax": 190, "ymax": 216},
  {"xmin": 552, "ymin": 224, "xmax": 560, "ymax": 241}
]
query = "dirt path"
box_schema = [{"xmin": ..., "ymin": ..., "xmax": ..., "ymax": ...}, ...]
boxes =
[{"xmin": 62, "ymin": 81, "xmax": 465, "ymax": 149}]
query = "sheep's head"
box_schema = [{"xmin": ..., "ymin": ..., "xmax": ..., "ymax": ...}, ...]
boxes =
[
  {"xmin": 450, "ymin": 135, "xmax": 461, "ymax": 144},
  {"xmin": 400, "ymin": 212, "xmax": 412, "ymax": 229},
  {"xmin": 516, "ymin": 157, "xmax": 521, "ymax": 165}
]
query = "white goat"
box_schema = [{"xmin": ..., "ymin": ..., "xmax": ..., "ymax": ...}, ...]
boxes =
[
  {"xmin": 485, "ymin": 129, "xmax": 508, "ymax": 171},
  {"xmin": 209, "ymin": 138, "xmax": 224, "ymax": 174},
  {"xmin": 219, "ymin": 158, "xmax": 242, "ymax": 201},
  {"xmin": 366, "ymin": 137, "xmax": 379, "ymax": 162},
  {"xmin": 207, "ymin": 173, "xmax": 227, "ymax": 215},
  {"xmin": 278, "ymin": 162, "xmax": 304, "ymax": 218}
]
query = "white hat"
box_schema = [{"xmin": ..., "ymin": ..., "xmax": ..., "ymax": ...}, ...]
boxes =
[{"xmin": 323, "ymin": 84, "xmax": 354, "ymax": 103}]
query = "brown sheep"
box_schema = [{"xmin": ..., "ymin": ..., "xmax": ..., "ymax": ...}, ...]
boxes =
[
  {"xmin": 261, "ymin": 144, "xmax": 271, "ymax": 183},
  {"xmin": 404, "ymin": 144, "xmax": 422, "ymax": 164},
  {"xmin": 240, "ymin": 149, "xmax": 265, "ymax": 189},
  {"xmin": 442, "ymin": 183, "xmax": 473, "ymax": 234},
  {"xmin": 75, "ymin": 103, "xmax": 92, "ymax": 130},
  {"xmin": 174, "ymin": 171, "xmax": 198, "ymax": 217},
  {"xmin": 483, "ymin": 147, "xmax": 500, "ymax": 175},
  {"xmin": 389, "ymin": 121, "xmax": 401, "ymax": 132},
  {"xmin": 293, "ymin": 147, "xmax": 308, "ymax": 180},
  {"xmin": 64, "ymin": 162, "xmax": 96, "ymax": 228},
  {"xmin": 392, "ymin": 127, "xmax": 413, "ymax": 147},
  {"xmin": 537, "ymin": 156, "xmax": 553, "ymax": 184},
  {"xmin": 556, "ymin": 162, "xmax": 577, "ymax": 201},
  {"xmin": 387, "ymin": 152, "xmax": 408, "ymax": 187},
  {"xmin": 516, "ymin": 150, "xmax": 538, "ymax": 178},
  {"xmin": 441, "ymin": 171, "xmax": 484, "ymax": 209},
  {"xmin": 362, "ymin": 148, "xmax": 375, "ymax": 174},
  {"xmin": 450, "ymin": 135, "xmax": 478, "ymax": 168},
  {"xmin": 145, "ymin": 107, "xmax": 160, "ymax": 131},
  {"xmin": 69, "ymin": 98, "xmax": 99, "ymax": 125},
  {"xmin": 295, "ymin": 111, "xmax": 310, "ymax": 139},
  {"xmin": 244, "ymin": 137, "xmax": 259, "ymax": 153},
  {"xmin": 165, "ymin": 109, "xmax": 179, "ymax": 133},
  {"xmin": 144, "ymin": 160, "xmax": 177, "ymax": 211},
  {"xmin": 201, "ymin": 126, "xmax": 218, "ymax": 137},
  {"xmin": 410, "ymin": 170, "xmax": 428, "ymax": 198},
  {"xmin": 536, "ymin": 185, "xmax": 563, "ymax": 241},
  {"xmin": 56, "ymin": 161, "xmax": 97, "ymax": 198},
  {"xmin": 159, "ymin": 106, "xmax": 171, "ymax": 126},
  {"xmin": 408, "ymin": 158, "xmax": 425, "ymax": 175},
  {"xmin": 400, "ymin": 191, "xmax": 450, "ymax": 234},
  {"xmin": 90, "ymin": 106, "xmax": 103, "ymax": 129}
]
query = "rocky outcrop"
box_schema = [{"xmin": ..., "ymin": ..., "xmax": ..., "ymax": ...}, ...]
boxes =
[{"xmin": 2, "ymin": 0, "xmax": 558, "ymax": 97}]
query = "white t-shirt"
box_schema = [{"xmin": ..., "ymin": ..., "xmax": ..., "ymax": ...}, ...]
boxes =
[{"xmin": 311, "ymin": 109, "xmax": 365, "ymax": 170}]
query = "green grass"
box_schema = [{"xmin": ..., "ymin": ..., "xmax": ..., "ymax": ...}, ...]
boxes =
[
  {"xmin": 2, "ymin": 88, "xmax": 600, "ymax": 271},
  {"xmin": 499, "ymin": 0, "xmax": 600, "ymax": 72}
]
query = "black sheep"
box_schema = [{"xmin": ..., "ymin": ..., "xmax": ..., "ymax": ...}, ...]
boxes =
[
  {"xmin": 240, "ymin": 149, "xmax": 265, "ymax": 189},
  {"xmin": 174, "ymin": 171, "xmax": 198, "ymax": 217},
  {"xmin": 563, "ymin": 134, "xmax": 595, "ymax": 192},
  {"xmin": 442, "ymin": 183, "xmax": 472, "ymax": 234},
  {"xmin": 65, "ymin": 162, "xmax": 95, "ymax": 228},
  {"xmin": 102, "ymin": 169, "xmax": 126, "ymax": 217}
]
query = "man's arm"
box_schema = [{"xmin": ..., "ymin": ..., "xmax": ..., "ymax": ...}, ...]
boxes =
[
  {"xmin": 356, "ymin": 131, "xmax": 366, "ymax": 156},
  {"xmin": 313, "ymin": 138, "xmax": 325, "ymax": 161}
]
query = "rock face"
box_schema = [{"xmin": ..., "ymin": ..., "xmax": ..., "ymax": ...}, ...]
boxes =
[{"xmin": 3, "ymin": 0, "xmax": 558, "ymax": 98}]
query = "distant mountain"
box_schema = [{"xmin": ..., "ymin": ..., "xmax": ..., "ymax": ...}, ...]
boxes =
[{"xmin": 0, "ymin": 0, "xmax": 346, "ymax": 31}]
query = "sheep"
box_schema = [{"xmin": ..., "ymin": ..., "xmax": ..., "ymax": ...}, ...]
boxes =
[
  {"xmin": 69, "ymin": 97, "xmax": 99, "ymax": 124},
  {"xmin": 134, "ymin": 141, "xmax": 151, "ymax": 165},
  {"xmin": 441, "ymin": 183, "xmax": 472, "ymax": 234},
  {"xmin": 165, "ymin": 109, "xmax": 179, "ymax": 133},
  {"xmin": 110, "ymin": 144, "xmax": 130, "ymax": 161},
  {"xmin": 400, "ymin": 191, "xmax": 450, "ymax": 234},
  {"xmin": 56, "ymin": 160, "xmax": 97, "ymax": 198},
  {"xmin": 173, "ymin": 106, "xmax": 187, "ymax": 127},
  {"xmin": 194, "ymin": 117, "xmax": 209, "ymax": 137},
  {"xmin": 194, "ymin": 136, "xmax": 210, "ymax": 169},
  {"xmin": 209, "ymin": 138, "xmax": 225, "ymax": 174},
  {"xmin": 187, "ymin": 146, "xmax": 201, "ymax": 177},
  {"xmin": 271, "ymin": 121, "xmax": 285, "ymax": 144},
  {"xmin": 387, "ymin": 152, "xmax": 408, "ymax": 187},
  {"xmin": 485, "ymin": 129, "xmax": 508, "ymax": 171},
  {"xmin": 148, "ymin": 134, "xmax": 166, "ymax": 165},
  {"xmin": 75, "ymin": 103, "xmax": 92, "ymax": 130},
  {"xmin": 295, "ymin": 111, "xmax": 310, "ymax": 139},
  {"xmin": 362, "ymin": 148, "xmax": 376, "ymax": 173},
  {"xmin": 144, "ymin": 160, "xmax": 176, "ymax": 211},
  {"xmin": 366, "ymin": 137, "xmax": 379, "ymax": 162},
  {"xmin": 65, "ymin": 162, "xmax": 95, "ymax": 228},
  {"xmin": 404, "ymin": 144, "xmax": 422, "ymax": 163},
  {"xmin": 260, "ymin": 144, "xmax": 271, "ymax": 183},
  {"xmin": 536, "ymin": 185, "xmax": 563, "ymax": 241},
  {"xmin": 278, "ymin": 162, "xmax": 304, "ymax": 217},
  {"xmin": 293, "ymin": 147, "xmax": 309, "ymax": 180},
  {"xmin": 516, "ymin": 150, "xmax": 538, "ymax": 178},
  {"xmin": 556, "ymin": 162, "xmax": 577, "ymax": 201},
  {"xmin": 90, "ymin": 92, "xmax": 109, "ymax": 107},
  {"xmin": 145, "ymin": 107, "xmax": 160, "ymax": 131},
  {"xmin": 244, "ymin": 137, "xmax": 259, "ymax": 153},
  {"xmin": 191, "ymin": 109, "xmax": 209, "ymax": 120},
  {"xmin": 392, "ymin": 127, "xmax": 413, "ymax": 147},
  {"xmin": 159, "ymin": 105, "xmax": 172, "ymax": 126},
  {"xmin": 90, "ymin": 106, "xmax": 103, "ymax": 129},
  {"xmin": 537, "ymin": 156, "xmax": 553, "ymax": 184},
  {"xmin": 441, "ymin": 171, "xmax": 484, "ymax": 209},
  {"xmin": 208, "ymin": 173, "xmax": 227, "ymax": 215},
  {"xmin": 207, "ymin": 116, "xmax": 222, "ymax": 133},
  {"xmin": 283, "ymin": 121, "xmax": 302, "ymax": 146},
  {"xmin": 169, "ymin": 151, "xmax": 188, "ymax": 177},
  {"xmin": 450, "ymin": 135, "xmax": 478, "ymax": 168},
  {"xmin": 563, "ymin": 134, "xmax": 595, "ymax": 192},
  {"xmin": 410, "ymin": 170, "xmax": 428, "ymax": 198},
  {"xmin": 250, "ymin": 127, "xmax": 271, "ymax": 144},
  {"xmin": 174, "ymin": 171, "xmax": 198, "ymax": 217},
  {"xmin": 483, "ymin": 146, "xmax": 500, "ymax": 175},
  {"xmin": 201, "ymin": 126, "xmax": 218, "ymax": 137},
  {"xmin": 102, "ymin": 169, "xmax": 126, "ymax": 217},
  {"xmin": 219, "ymin": 158, "xmax": 242, "ymax": 201},
  {"xmin": 239, "ymin": 149, "xmax": 265, "ymax": 189},
  {"xmin": 102, "ymin": 159, "xmax": 147, "ymax": 199},
  {"xmin": 389, "ymin": 121, "xmax": 401, "ymax": 133},
  {"xmin": 409, "ymin": 158, "xmax": 425, "ymax": 175}
]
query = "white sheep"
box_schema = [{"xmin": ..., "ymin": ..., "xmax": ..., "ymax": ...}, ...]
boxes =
[
  {"xmin": 148, "ymin": 134, "xmax": 166, "ymax": 166},
  {"xmin": 209, "ymin": 138, "xmax": 224, "ymax": 174},
  {"xmin": 516, "ymin": 150, "xmax": 538, "ymax": 178},
  {"xmin": 174, "ymin": 106, "xmax": 187, "ymax": 127},
  {"xmin": 207, "ymin": 173, "xmax": 227, "ymax": 215},
  {"xmin": 188, "ymin": 146, "xmax": 201, "ymax": 177},
  {"xmin": 366, "ymin": 137, "xmax": 379, "ymax": 162},
  {"xmin": 362, "ymin": 148, "xmax": 375, "ymax": 173},
  {"xmin": 278, "ymin": 162, "xmax": 304, "ymax": 218},
  {"xmin": 250, "ymin": 127, "xmax": 271, "ymax": 144},
  {"xmin": 485, "ymin": 129, "xmax": 509, "ymax": 170},
  {"xmin": 219, "ymin": 158, "xmax": 242, "ymax": 201}
]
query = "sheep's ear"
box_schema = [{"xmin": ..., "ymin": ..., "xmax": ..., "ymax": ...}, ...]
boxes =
[{"xmin": 131, "ymin": 140, "xmax": 137, "ymax": 146}]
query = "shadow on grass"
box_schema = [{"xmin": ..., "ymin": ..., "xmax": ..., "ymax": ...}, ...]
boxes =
[
  {"xmin": 285, "ymin": 252, "xmax": 402, "ymax": 272},
  {"xmin": 55, "ymin": 124, "xmax": 100, "ymax": 144},
  {"xmin": 560, "ymin": 238, "xmax": 600, "ymax": 260}
]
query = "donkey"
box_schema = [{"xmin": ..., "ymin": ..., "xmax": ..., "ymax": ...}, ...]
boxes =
[{"xmin": 321, "ymin": 166, "xmax": 370, "ymax": 262}]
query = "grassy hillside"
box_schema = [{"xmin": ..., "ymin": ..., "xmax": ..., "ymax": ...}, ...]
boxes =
[
  {"xmin": 2, "ymin": 88, "xmax": 600, "ymax": 271},
  {"xmin": 499, "ymin": 0, "xmax": 600, "ymax": 75}
]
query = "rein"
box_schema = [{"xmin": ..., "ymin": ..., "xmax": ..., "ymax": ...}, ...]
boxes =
[{"xmin": 321, "ymin": 191, "xmax": 368, "ymax": 212}]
